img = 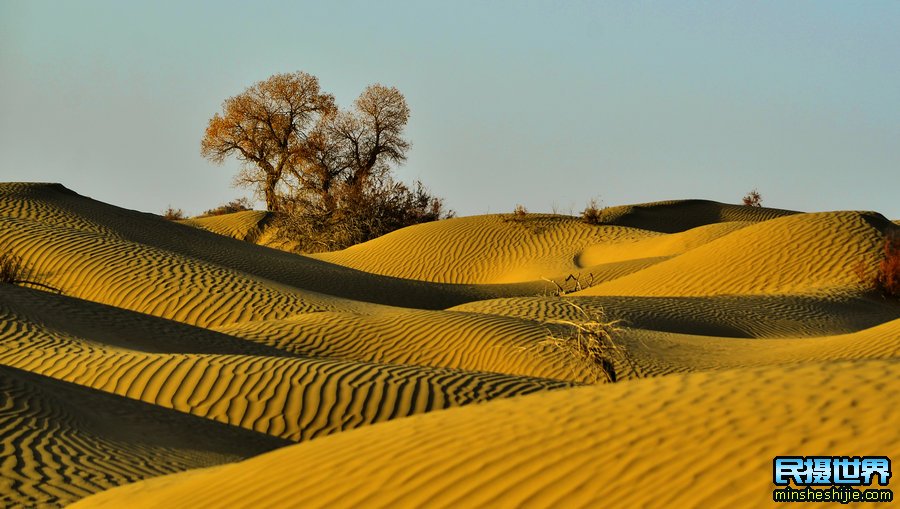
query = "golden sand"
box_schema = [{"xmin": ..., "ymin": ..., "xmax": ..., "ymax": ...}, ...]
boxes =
[{"xmin": 0, "ymin": 183, "xmax": 896, "ymax": 508}]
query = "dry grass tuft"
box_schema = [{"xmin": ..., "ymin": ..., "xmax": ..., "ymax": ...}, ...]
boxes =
[
  {"xmin": 539, "ymin": 303, "xmax": 633, "ymax": 384},
  {"xmin": 513, "ymin": 204, "xmax": 528, "ymax": 216}
]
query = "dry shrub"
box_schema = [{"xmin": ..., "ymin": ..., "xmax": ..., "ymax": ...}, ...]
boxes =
[
  {"xmin": 875, "ymin": 234, "xmax": 900, "ymax": 298},
  {"xmin": 0, "ymin": 250, "xmax": 60, "ymax": 293},
  {"xmin": 0, "ymin": 251, "xmax": 32, "ymax": 285},
  {"xmin": 201, "ymin": 197, "xmax": 253, "ymax": 217},
  {"xmin": 581, "ymin": 198, "xmax": 606, "ymax": 225},
  {"xmin": 277, "ymin": 179, "xmax": 453, "ymax": 253},
  {"xmin": 513, "ymin": 204, "xmax": 528, "ymax": 216},
  {"xmin": 162, "ymin": 206, "xmax": 185, "ymax": 220},
  {"xmin": 540, "ymin": 303, "xmax": 633, "ymax": 384},
  {"xmin": 742, "ymin": 189, "xmax": 763, "ymax": 207}
]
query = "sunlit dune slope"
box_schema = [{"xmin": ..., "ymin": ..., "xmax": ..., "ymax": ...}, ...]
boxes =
[
  {"xmin": 309, "ymin": 201, "xmax": 797, "ymax": 285},
  {"xmin": 70, "ymin": 359, "xmax": 900, "ymax": 509},
  {"xmin": 213, "ymin": 307, "xmax": 591, "ymax": 381},
  {"xmin": 0, "ymin": 183, "xmax": 545, "ymax": 314},
  {"xmin": 0, "ymin": 365, "xmax": 287, "ymax": 509},
  {"xmin": 578, "ymin": 210, "xmax": 895, "ymax": 297},
  {"xmin": 181, "ymin": 210, "xmax": 270, "ymax": 242},
  {"xmin": 0, "ymin": 291, "xmax": 570, "ymax": 443}
]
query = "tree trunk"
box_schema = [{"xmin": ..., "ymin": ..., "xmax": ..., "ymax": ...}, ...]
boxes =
[{"xmin": 264, "ymin": 173, "xmax": 280, "ymax": 212}]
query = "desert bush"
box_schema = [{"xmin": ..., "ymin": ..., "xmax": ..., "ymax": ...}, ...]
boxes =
[
  {"xmin": 513, "ymin": 204, "xmax": 528, "ymax": 216},
  {"xmin": 0, "ymin": 250, "xmax": 61, "ymax": 293},
  {"xmin": 162, "ymin": 206, "xmax": 185, "ymax": 220},
  {"xmin": 581, "ymin": 198, "xmax": 606, "ymax": 225},
  {"xmin": 201, "ymin": 197, "xmax": 253, "ymax": 217},
  {"xmin": 0, "ymin": 251, "xmax": 32, "ymax": 285},
  {"xmin": 276, "ymin": 179, "xmax": 453, "ymax": 253},
  {"xmin": 742, "ymin": 189, "xmax": 763, "ymax": 207},
  {"xmin": 875, "ymin": 233, "xmax": 900, "ymax": 298},
  {"xmin": 540, "ymin": 303, "xmax": 634, "ymax": 384}
]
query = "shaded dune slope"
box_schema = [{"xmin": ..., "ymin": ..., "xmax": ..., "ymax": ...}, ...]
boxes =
[
  {"xmin": 0, "ymin": 365, "xmax": 287, "ymax": 509},
  {"xmin": 71, "ymin": 359, "xmax": 900, "ymax": 509}
]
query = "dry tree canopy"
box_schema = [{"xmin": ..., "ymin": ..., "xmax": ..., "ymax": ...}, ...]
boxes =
[
  {"xmin": 201, "ymin": 71, "xmax": 450, "ymax": 251},
  {"xmin": 201, "ymin": 72, "xmax": 412, "ymax": 214}
]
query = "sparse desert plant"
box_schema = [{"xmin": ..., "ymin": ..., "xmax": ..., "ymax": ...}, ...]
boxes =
[
  {"xmin": 875, "ymin": 233, "xmax": 900, "ymax": 298},
  {"xmin": 539, "ymin": 303, "xmax": 635, "ymax": 384},
  {"xmin": 513, "ymin": 204, "xmax": 528, "ymax": 216},
  {"xmin": 162, "ymin": 206, "xmax": 185, "ymax": 220},
  {"xmin": 0, "ymin": 250, "xmax": 61, "ymax": 293},
  {"xmin": 581, "ymin": 198, "xmax": 606, "ymax": 225},
  {"xmin": 742, "ymin": 188, "xmax": 763, "ymax": 207},
  {"xmin": 0, "ymin": 251, "xmax": 31, "ymax": 285},
  {"xmin": 201, "ymin": 197, "xmax": 253, "ymax": 217}
]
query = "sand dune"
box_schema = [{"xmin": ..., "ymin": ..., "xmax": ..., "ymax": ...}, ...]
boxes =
[
  {"xmin": 0, "ymin": 182, "xmax": 897, "ymax": 507},
  {"xmin": 0, "ymin": 364, "xmax": 287, "ymax": 509},
  {"xmin": 70, "ymin": 359, "xmax": 900, "ymax": 509}
]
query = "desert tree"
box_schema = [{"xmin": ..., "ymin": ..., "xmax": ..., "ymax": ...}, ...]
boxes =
[
  {"xmin": 201, "ymin": 72, "xmax": 335, "ymax": 211},
  {"xmin": 330, "ymin": 84, "xmax": 411, "ymax": 195}
]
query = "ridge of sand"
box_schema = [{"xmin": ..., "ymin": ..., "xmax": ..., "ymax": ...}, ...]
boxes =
[
  {"xmin": 578, "ymin": 210, "xmax": 896, "ymax": 297},
  {"xmin": 0, "ymin": 183, "xmax": 547, "ymax": 312},
  {"xmin": 69, "ymin": 359, "xmax": 900, "ymax": 509},
  {"xmin": 309, "ymin": 201, "xmax": 797, "ymax": 285},
  {"xmin": 452, "ymin": 293, "xmax": 900, "ymax": 339},
  {"xmin": 212, "ymin": 308, "xmax": 591, "ymax": 381},
  {"xmin": 312, "ymin": 213, "xmax": 653, "ymax": 284},
  {"xmin": 180, "ymin": 210, "xmax": 270, "ymax": 242}
]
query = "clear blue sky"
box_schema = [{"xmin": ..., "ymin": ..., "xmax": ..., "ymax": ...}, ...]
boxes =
[{"xmin": 2, "ymin": 1, "xmax": 898, "ymax": 218}]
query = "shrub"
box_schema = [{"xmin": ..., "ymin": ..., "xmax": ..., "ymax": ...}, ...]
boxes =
[
  {"xmin": 742, "ymin": 189, "xmax": 763, "ymax": 207},
  {"xmin": 201, "ymin": 197, "xmax": 253, "ymax": 217},
  {"xmin": 581, "ymin": 198, "xmax": 606, "ymax": 225},
  {"xmin": 162, "ymin": 206, "xmax": 185, "ymax": 220},
  {"xmin": 540, "ymin": 303, "xmax": 634, "ymax": 384},
  {"xmin": 875, "ymin": 233, "xmax": 900, "ymax": 298},
  {"xmin": 513, "ymin": 204, "xmax": 528, "ymax": 216},
  {"xmin": 0, "ymin": 251, "xmax": 32, "ymax": 285},
  {"xmin": 0, "ymin": 250, "xmax": 61, "ymax": 293},
  {"xmin": 276, "ymin": 179, "xmax": 453, "ymax": 253}
]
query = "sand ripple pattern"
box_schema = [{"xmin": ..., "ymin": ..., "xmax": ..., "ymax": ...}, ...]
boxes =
[
  {"xmin": 215, "ymin": 308, "xmax": 590, "ymax": 381},
  {"xmin": 0, "ymin": 365, "xmax": 285, "ymax": 509},
  {"xmin": 71, "ymin": 360, "xmax": 900, "ymax": 509}
]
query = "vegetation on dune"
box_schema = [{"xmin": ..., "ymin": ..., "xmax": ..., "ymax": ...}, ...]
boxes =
[
  {"xmin": 742, "ymin": 188, "xmax": 763, "ymax": 207},
  {"xmin": 0, "ymin": 250, "xmax": 61, "ymax": 293},
  {"xmin": 581, "ymin": 197, "xmax": 608, "ymax": 225},
  {"xmin": 200, "ymin": 71, "xmax": 451, "ymax": 251},
  {"xmin": 201, "ymin": 198, "xmax": 254, "ymax": 217},
  {"xmin": 162, "ymin": 206, "xmax": 185, "ymax": 220},
  {"xmin": 539, "ymin": 303, "xmax": 635, "ymax": 384},
  {"xmin": 875, "ymin": 233, "xmax": 900, "ymax": 298}
]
